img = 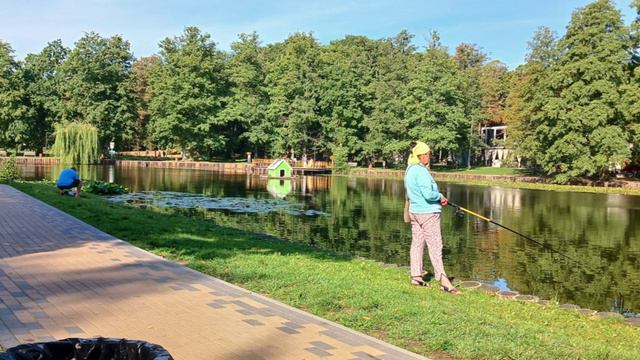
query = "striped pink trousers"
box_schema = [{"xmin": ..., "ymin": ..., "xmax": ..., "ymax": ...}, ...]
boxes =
[{"xmin": 409, "ymin": 212, "xmax": 446, "ymax": 280}]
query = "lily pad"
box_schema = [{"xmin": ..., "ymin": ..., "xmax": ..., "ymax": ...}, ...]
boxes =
[{"xmin": 106, "ymin": 191, "xmax": 331, "ymax": 217}]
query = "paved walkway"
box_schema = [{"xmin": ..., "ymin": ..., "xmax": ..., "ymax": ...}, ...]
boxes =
[{"xmin": 0, "ymin": 185, "xmax": 425, "ymax": 359}]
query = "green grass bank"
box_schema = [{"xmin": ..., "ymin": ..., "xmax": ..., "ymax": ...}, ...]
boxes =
[
  {"xmin": 348, "ymin": 167, "xmax": 640, "ymax": 196},
  {"xmin": 11, "ymin": 182, "xmax": 640, "ymax": 359}
]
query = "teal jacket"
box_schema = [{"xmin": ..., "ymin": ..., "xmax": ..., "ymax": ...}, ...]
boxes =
[{"xmin": 404, "ymin": 164, "xmax": 442, "ymax": 214}]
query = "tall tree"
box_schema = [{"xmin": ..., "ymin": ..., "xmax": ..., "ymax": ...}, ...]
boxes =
[
  {"xmin": 480, "ymin": 60, "xmax": 509, "ymax": 126},
  {"xmin": 404, "ymin": 32, "xmax": 467, "ymax": 163},
  {"xmin": 220, "ymin": 32, "xmax": 270, "ymax": 157},
  {"xmin": 537, "ymin": 0, "xmax": 632, "ymax": 183},
  {"xmin": 454, "ymin": 43, "xmax": 487, "ymax": 69},
  {"xmin": 0, "ymin": 41, "xmax": 32, "ymax": 151},
  {"xmin": 148, "ymin": 27, "xmax": 229, "ymax": 159},
  {"xmin": 624, "ymin": 0, "xmax": 640, "ymax": 164},
  {"xmin": 630, "ymin": 0, "xmax": 640, "ymax": 67},
  {"xmin": 506, "ymin": 27, "xmax": 559, "ymax": 169},
  {"xmin": 318, "ymin": 35, "xmax": 377, "ymax": 167},
  {"xmin": 264, "ymin": 33, "xmax": 322, "ymax": 159},
  {"xmin": 56, "ymin": 32, "xmax": 136, "ymax": 150},
  {"xmin": 454, "ymin": 43, "xmax": 487, "ymax": 168},
  {"xmin": 20, "ymin": 40, "xmax": 69, "ymax": 151},
  {"xmin": 361, "ymin": 31, "xmax": 414, "ymax": 165},
  {"xmin": 130, "ymin": 55, "xmax": 160, "ymax": 150},
  {"xmin": 51, "ymin": 122, "xmax": 99, "ymax": 164}
]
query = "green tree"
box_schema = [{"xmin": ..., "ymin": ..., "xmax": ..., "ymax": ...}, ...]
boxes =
[
  {"xmin": 130, "ymin": 56, "xmax": 160, "ymax": 150},
  {"xmin": 630, "ymin": 0, "xmax": 640, "ymax": 67},
  {"xmin": 0, "ymin": 41, "xmax": 32, "ymax": 151},
  {"xmin": 20, "ymin": 40, "xmax": 69, "ymax": 152},
  {"xmin": 56, "ymin": 32, "xmax": 136, "ymax": 150},
  {"xmin": 148, "ymin": 26, "xmax": 229, "ymax": 159},
  {"xmin": 220, "ymin": 32, "xmax": 270, "ymax": 158},
  {"xmin": 264, "ymin": 33, "xmax": 322, "ymax": 159},
  {"xmin": 51, "ymin": 122, "xmax": 100, "ymax": 164},
  {"xmin": 624, "ymin": 0, "xmax": 640, "ymax": 164},
  {"xmin": 404, "ymin": 32, "xmax": 467, "ymax": 163},
  {"xmin": 318, "ymin": 35, "xmax": 377, "ymax": 166},
  {"xmin": 480, "ymin": 60, "xmax": 510, "ymax": 126},
  {"xmin": 454, "ymin": 43, "xmax": 487, "ymax": 168},
  {"xmin": 362, "ymin": 31, "xmax": 414, "ymax": 165},
  {"xmin": 505, "ymin": 27, "xmax": 559, "ymax": 169},
  {"xmin": 537, "ymin": 0, "xmax": 632, "ymax": 183}
]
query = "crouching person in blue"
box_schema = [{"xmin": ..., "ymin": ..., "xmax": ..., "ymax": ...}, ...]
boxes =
[{"xmin": 56, "ymin": 167, "xmax": 82, "ymax": 197}]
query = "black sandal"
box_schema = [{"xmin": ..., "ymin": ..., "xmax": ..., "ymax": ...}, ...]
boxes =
[
  {"xmin": 440, "ymin": 285, "xmax": 461, "ymax": 295},
  {"xmin": 411, "ymin": 276, "xmax": 430, "ymax": 287}
]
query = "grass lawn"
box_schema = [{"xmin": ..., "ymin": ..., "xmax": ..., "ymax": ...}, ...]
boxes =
[{"xmin": 10, "ymin": 182, "xmax": 640, "ymax": 359}]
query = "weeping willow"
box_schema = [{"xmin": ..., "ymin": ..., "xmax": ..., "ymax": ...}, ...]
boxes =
[{"xmin": 51, "ymin": 122, "xmax": 100, "ymax": 164}]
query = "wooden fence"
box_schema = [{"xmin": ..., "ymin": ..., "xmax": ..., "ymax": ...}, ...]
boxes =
[
  {"xmin": 115, "ymin": 160, "xmax": 249, "ymax": 173},
  {"xmin": 0, "ymin": 157, "xmax": 60, "ymax": 165},
  {"xmin": 252, "ymin": 158, "xmax": 332, "ymax": 168},
  {"xmin": 117, "ymin": 150, "xmax": 181, "ymax": 159}
]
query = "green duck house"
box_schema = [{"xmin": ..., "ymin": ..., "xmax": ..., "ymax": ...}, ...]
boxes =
[{"xmin": 267, "ymin": 159, "xmax": 293, "ymax": 178}]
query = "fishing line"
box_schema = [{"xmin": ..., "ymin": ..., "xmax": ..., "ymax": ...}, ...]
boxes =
[{"xmin": 448, "ymin": 201, "xmax": 589, "ymax": 271}]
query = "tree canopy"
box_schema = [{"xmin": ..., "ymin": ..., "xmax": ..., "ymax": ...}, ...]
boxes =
[{"xmin": 1, "ymin": 0, "xmax": 639, "ymax": 182}]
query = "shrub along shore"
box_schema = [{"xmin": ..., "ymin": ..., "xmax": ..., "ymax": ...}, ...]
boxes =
[
  {"xmin": 10, "ymin": 182, "xmax": 640, "ymax": 359},
  {"xmin": 346, "ymin": 168, "xmax": 640, "ymax": 196}
]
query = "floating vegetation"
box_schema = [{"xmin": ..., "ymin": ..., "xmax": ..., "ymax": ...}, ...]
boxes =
[
  {"xmin": 85, "ymin": 180, "xmax": 129, "ymax": 195},
  {"xmin": 106, "ymin": 191, "xmax": 331, "ymax": 217}
]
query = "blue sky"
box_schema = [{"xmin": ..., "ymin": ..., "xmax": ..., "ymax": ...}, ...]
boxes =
[{"xmin": 1, "ymin": 0, "xmax": 637, "ymax": 68}]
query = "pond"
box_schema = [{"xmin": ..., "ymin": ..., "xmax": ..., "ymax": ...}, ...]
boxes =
[{"xmin": 22, "ymin": 164, "xmax": 640, "ymax": 314}]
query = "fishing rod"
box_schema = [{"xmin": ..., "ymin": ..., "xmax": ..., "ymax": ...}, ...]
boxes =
[{"xmin": 448, "ymin": 201, "xmax": 584, "ymax": 267}]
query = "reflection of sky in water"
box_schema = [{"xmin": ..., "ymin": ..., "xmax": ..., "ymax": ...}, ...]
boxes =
[{"xmin": 493, "ymin": 278, "xmax": 511, "ymax": 292}]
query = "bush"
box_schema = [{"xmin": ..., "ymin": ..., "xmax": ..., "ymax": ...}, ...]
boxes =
[
  {"xmin": 84, "ymin": 180, "xmax": 129, "ymax": 195},
  {"xmin": 331, "ymin": 145, "xmax": 350, "ymax": 174},
  {"xmin": 0, "ymin": 157, "xmax": 20, "ymax": 182}
]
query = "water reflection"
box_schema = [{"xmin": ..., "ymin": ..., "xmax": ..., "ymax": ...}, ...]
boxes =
[
  {"xmin": 108, "ymin": 165, "xmax": 115, "ymax": 183},
  {"xmin": 20, "ymin": 164, "xmax": 640, "ymax": 313},
  {"xmin": 266, "ymin": 179, "xmax": 293, "ymax": 199}
]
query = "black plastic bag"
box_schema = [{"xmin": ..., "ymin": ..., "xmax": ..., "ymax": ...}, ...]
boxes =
[{"xmin": 0, "ymin": 338, "xmax": 173, "ymax": 360}]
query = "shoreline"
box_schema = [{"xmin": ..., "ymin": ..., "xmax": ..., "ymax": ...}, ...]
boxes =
[
  {"xmin": 7, "ymin": 157, "xmax": 640, "ymax": 196},
  {"xmin": 345, "ymin": 168, "xmax": 640, "ymax": 196}
]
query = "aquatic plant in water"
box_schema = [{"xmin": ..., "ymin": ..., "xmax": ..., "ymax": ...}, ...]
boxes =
[
  {"xmin": 106, "ymin": 191, "xmax": 331, "ymax": 216},
  {"xmin": 84, "ymin": 180, "xmax": 129, "ymax": 195}
]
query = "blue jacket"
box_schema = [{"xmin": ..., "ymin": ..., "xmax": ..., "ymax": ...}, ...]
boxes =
[
  {"xmin": 57, "ymin": 168, "xmax": 80, "ymax": 187},
  {"xmin": 404, "ymin": 164, "xmax": 442, "ymax": 214}
]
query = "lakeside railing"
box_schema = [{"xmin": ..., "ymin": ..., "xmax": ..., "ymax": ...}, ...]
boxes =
[
  {"xmin": 252, "ymin": 158, "xmax": 332, "ymax": 168},
  {"xmin": 117, "ymin": 150, "xmax": 182, "ymax": 159},
  {"xmin": 0, "ymin": 156, "xmax": 60, "ymax": 165}
]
